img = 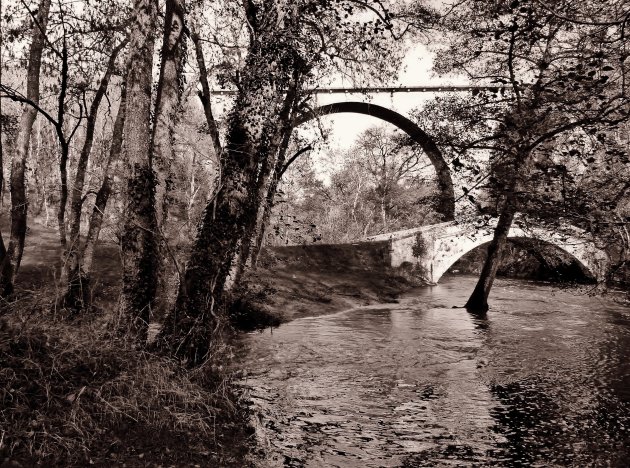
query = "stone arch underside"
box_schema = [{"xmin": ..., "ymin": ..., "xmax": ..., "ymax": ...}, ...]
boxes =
[
  {"xmin": 296, "ymin": 101, "xmax": 455, "ymax": 221},
  {"xmin": 429, "ymin": 226, "xmax": 608, "ymax": 283}
]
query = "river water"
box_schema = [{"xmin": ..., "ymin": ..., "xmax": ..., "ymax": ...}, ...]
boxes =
[{"xmin": 235, "ymin": 275, "xmax": 630, "ymax": 467}]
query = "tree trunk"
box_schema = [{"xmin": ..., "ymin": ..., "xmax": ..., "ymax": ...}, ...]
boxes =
[
  {"xmin": 465, "ymin": 185, "xmax": 518, "ymax": 312},
  {"xmin": 158, "ymin": 79, "xmax": 287, "ymax": 362},
  {"xmin": 157, "ymin": 6, "xmax": 305, "ymax": 363},
  {"xmin": 0, "ymin": 23, "xmax": 5, "ymax": 264},
  {"xmin": 158, "ymin": 112, "xmax": 262, "ymax": 363},
  {"xmin": 231, "ymin": 73, "xmax": 301, "ymax": 285},
  {"xmin": 191, "ymin": 27, "xmax": 221, "ymax": 157},
  {"xmin": 249, "ymin": 167, "xmax": 282, "ymax": 270},
  {"xmin": 231, "ymin": 123, "xmax": 288, "ymax": 287},
  {"xmin": 151, "ymin": 0, "xmax": 185, "ymax": 317},
  {"xmin": 56, "ymin": 42, "xmax": 70, "ymax": 249},
  {"xmin": 82, "ymin": 84, "xmax": 127, "ymax": 279},
  {"xmin": 152, "ymin": 0, "xmax": 185, "ymax": 228},
  {"xmin": 0, "ymin": 0, "xmax": 51, "ymax": 298},
  {"xmin": 250, "ymin": 144, "xmax": 313, "ymax": 268},
  {"xmin": 119, "ymin": 0, "xmax": 159, "ymax": 342},
  {"xmin": 63, "ymin": 40, "xmax": 127, "ymax": 312}
]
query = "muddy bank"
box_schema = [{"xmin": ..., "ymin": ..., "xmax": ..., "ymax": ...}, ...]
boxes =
[{"xmin": 238, "ymin": 244, "xmax": 425, "ymax": 325}]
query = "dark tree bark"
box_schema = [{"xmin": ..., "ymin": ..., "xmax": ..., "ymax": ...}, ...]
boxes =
[
  {"xmin": 119, "ymin": 0, "xmax": 159, "ymax": 342},
  {"xmin": 56, "ymin": 42, "xmax": 70, "ymax": 249},
  {"xmin": 464, "ymin": 189, "xmax": 518, "ymax": 312},
  {"xmin": 63, "ymin": 39, "xmax": 127, "ymax": 312},
  {"xmin": 157, "ymin": 38, "xmax": 300, "ymax": 362},
  {"xmin": 152, "ymin": 0, "xmax": 185, "ymax": 228},
  {"xmin": 158, "ymin": 107, "xmax": 261, "ymax": 363},
  {"xmin": 231, "ymin": 70, "xmax": 302, "ymax": 286},
  {"xmin": 0, "ymin": 0, "xmax": 51, "ymax": 297},
  {"xmin": 230, "ymin": 122, "xmax": 290, "ymax": 286},
  {"xmin": 0, "ymin": 65, "xmax": 5, "ymax": 264},
  {"xmin": 191, "ymin": 27, "xmax": 221, "ymax": 157}
]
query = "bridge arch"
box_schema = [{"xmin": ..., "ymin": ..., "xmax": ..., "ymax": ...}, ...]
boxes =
[
  {"xmin": 428, "ymin": 224, "xmax": 608, "ymax": 283},
  {"xmin": 295, "ymin": 101, "xmax": 455, "ymax": 221},
  {"xmin": 369, "ymin": 219, "xmax": 609, "ymax": 283}
]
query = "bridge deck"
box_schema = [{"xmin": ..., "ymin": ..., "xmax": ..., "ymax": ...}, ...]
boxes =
[{"xmin": 210, "ymin": 85, "xmax": 509, "ymax": 96}]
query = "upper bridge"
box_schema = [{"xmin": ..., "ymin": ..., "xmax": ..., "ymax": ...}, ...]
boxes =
[
  {"xmin": 210, "ymin": 85, "xmax": 507, "ymax": 96},
  {"xmin": 366, "ymin": 217, "xmax": 609, "ymax": 284},
  {"xmin": 210, "ymin": 84, "xmax": 509, "ymax": 222}
]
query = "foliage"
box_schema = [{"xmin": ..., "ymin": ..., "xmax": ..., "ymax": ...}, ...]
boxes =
[{"xmin": 411, "ymin": 232, "xmax": 427, "ymax": 258}]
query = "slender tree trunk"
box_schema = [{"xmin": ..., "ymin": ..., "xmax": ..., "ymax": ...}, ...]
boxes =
[
  {"xmin": 464, "ymin": 193, "xmax": 517, "ymax": 312},
  {"xmin": 153, "ymin": 0, "xmax": 185, "ymax": 228},
  {"xmin": 231, "ymin": 123, "xmax": 287, "ymax": 286},
  {"xmin": 151, "ymin": 0, "xmax": 185, "ymax": 317},
  {"xmin": 465, "ymin": 150, "xmax": 527, "ymax": 312},
  {"xmin": 250, "ymin": 144, "xmax": 312, "ymax": 268},
  {"xmin": 82, "ymin": 83, "xmax": 127, "ymax": 282},
  {"xmin": 232, "ymin": 72, "xmax": 301, "ymax": 285},
  {"xmin": 56, "ymin": 42, "xmax": 70, "ymax": 249},
  {"xmin": 0, "ymin": 21, "xmax": 5, "ymax": 263},
  {"xmin": 63, "ymin": 40, "xmax": 127, "ymax": 312},
  {"xmin": 0, "ymin": 0, "xmax": 51, "ymax": 297},
  {"xmin": 119, "ymin": 0, "xmax": 159, "ymax": 342},
  {"xmin": 191, "ymin": 27, "xmax": 221, "ymax": 157}
]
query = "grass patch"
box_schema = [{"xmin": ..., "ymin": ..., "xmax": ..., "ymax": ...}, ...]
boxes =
[{"xmin": 0, "ymin": 289, "xmax": 253, "ymax": 467}]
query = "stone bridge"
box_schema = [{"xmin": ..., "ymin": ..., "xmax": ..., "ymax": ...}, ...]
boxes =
[{"xmin": 366, "ymin": 217, "xmax": 609, "ymax": 283}]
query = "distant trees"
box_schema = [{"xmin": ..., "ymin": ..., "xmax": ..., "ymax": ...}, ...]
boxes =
[
  {"xmin": 0, "ymin": 0, "xmax": 131, "ymax": 305},
  {"xmin": 265, "ymin": 126, "xmax": 441, "ymax": 245}
]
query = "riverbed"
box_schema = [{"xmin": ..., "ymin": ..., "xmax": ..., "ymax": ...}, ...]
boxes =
[{"xmin": 235, "ymin": 275, "xmax": 630, "ymax": 467}]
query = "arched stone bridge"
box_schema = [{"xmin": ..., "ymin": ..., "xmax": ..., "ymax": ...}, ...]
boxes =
[{"xmin": 366, "ymin": 218, "xmax": 609, "ymax": 283}]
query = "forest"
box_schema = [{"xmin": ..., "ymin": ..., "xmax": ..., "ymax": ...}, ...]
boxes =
[{"xmin": 1, "ymin": 0, "xmax": 629, "ymax": 465}]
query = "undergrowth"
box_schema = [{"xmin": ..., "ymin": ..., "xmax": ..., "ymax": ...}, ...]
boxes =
[{"xmin": 0, "ymin": 288, "xmax": 253, "ymax": 467}]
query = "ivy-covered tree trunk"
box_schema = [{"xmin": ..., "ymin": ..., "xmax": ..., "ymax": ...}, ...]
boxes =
[
  {"xmin": 158, "ymin": 43, "xmax": 290, "ymax": 363},
  {"xmin": 465, "ymin": 148, "xmax": 528, "ymax": 312},
  {"xmin": 231, "ymin": 120, "xmax": 292, "ymax": 286},
  {"xmin": 151, "ymin": 0, "xmax": 185, "ymax": 317},
  {"xmin": 158, "ymin": 108, "xmax": 262, "ymax": 363},
  {"xmin": 119, "ymin": 0, "xmax": 159, "ymax": 342},
  {"xmin": 63, "ymin": 40, "xmax": 126, "ymax": 312},
  {"xmin": 250, "ymin": 143, "xmax": 311, "ymax": 269},
  {"xmin": 232, "ymin": 71, "xmax": 301, "ymax": 285},
  {"xmin": 152, "ymin": 0, "xmax": 185, "ymax": 229},
  {"xmin": 0, "ymin": 0, "xmax": 51, "ymax": 298}
]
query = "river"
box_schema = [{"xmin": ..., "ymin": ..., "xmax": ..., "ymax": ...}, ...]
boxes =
[{"xmin": 235, "ymin": 275, "xmax": 630, "ymax": 467}]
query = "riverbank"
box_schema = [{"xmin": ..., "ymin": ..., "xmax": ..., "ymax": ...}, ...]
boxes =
[{"xmin": 233, "ymin": 243, "xmax": 426, "ymax": 327}]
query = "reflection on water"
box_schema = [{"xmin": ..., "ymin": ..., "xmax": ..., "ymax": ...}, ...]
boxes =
[{"xmin": 235, "ymin": 276, "xmax": 630, "ymax": 467}]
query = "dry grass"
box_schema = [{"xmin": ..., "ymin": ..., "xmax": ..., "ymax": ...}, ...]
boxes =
[{"xmin": 0, "ymin": 289, "xmax": 253, "ymax": 467}]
